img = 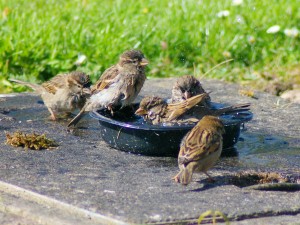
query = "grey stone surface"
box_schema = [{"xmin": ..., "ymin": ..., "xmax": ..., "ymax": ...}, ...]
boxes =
[
  {"xmin": 218, "ymin": 214, "xmax": 300, "ymax": 225},
  {"xmin": 0, "ymin": 207, "xmax": 40, "ymax": 225},
  {"xmin": 0, "ymin": 182, "xmax": 128, "ymax": 225},
  {"xmin": 0, "ymin": 78, "xmax": 299, "ymax": 224}
]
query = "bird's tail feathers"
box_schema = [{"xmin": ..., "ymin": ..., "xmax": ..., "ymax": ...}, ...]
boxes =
[
  {"xmin": 213, "ymin": 103, "xmax": 251, "ymax": 116},
  {"xmin": 67, "ymin": 104, "xmax": 87, "ymax": 127},
  {"xmin": 177, "ymin": 165, "xmax": 194, "ymax": 185},
  {"xmin": 9, "ymin": 79, "xmax": 43, "ymax": 92}
]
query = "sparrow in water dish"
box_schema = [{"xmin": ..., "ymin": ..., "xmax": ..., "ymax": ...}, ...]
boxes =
[{"xmin": 135, "ymin": 93, "xmax": 208, "ymax": 125}]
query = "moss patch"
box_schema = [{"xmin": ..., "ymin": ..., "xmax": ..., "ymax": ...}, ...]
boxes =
[{"xmin": 5, "ymin": 131, "xmax": 58, "ymax": 150}]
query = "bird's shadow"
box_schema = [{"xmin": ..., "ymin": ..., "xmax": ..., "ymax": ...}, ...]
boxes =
[{"xmin": 190, "ymin": 174, "xmax": 241, "ymax": 192}]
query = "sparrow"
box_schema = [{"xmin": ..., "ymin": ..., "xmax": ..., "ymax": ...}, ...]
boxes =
[
  {"xmin": 10, "ymin": 71, "xmax": 91, "ymax": 120},
  {"xmin": 173, "ymin": 115, "xmax": 225, "ymax": 185},
  {"xmin": 68, "ymin": 50, "xmax": 148, "ymax": 127},
  {"xmin": 135, "ymin": 93, "xmax": 208, "ymax": 125},
  {"xmin": 171, "ymin": 75, "xmax": 211, "ymax": 107},
  {"xmin": 171, "ymin": 75, "xmax": 250, "ymax": 119}
]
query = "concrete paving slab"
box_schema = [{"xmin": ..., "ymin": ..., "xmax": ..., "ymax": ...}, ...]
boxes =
[
  {"xmin": 0, "ymin": 78, "xmax": 299, "ymax": 224},
  {"xmin": 0, "ymin": 207, "xmax": 40, "ymax": 225},
  {"xmin": 0, "ymin": 182, "xmax": 128, "ymax": 225},
  {"xmin": 218, "ymin": 214, "xmax": 300, "ymax": 225}
]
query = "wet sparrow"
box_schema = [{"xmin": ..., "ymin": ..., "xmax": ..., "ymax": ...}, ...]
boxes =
[
  {"xmin": 173, "ymin": 115, "xmax": 225, "ymax": 185},
  {"xmin": 135, "ymin": 93, "xmax": 208, "ymax": 125},
  {"xmin": 68, "ymin": 50, "xmax": 148, "ymax": 127},
  {"xmin": 171, "ymin": 75, "xmax": 211, "ymax": 107},
  {"xmin": 10, "ymin": 71, "xmax": 91, "ymax": 120},
  {"xmin": 171, "ymin": 75, "xmax": 250, "ymax": 119}
]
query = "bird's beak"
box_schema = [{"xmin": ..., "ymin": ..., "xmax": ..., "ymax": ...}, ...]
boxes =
[
  {"xmin": 139, "ymin": 58, "xmax": 149, "ymax": 66},
  {"xmin": 82, "ymin": 88, "xmax": 91, "ymax": 95},
  {"xmin": 135, "ymin": 108, "xmax": 147, "ymax": 115},
  {"xmin": 184, "ymin": 91, "xmax": 191, "ymax": 100}
]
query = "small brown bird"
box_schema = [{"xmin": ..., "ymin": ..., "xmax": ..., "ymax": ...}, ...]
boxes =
[
  {"xmin": 10, "ymin": 71, "xmax": 91, "ymax": 120},
  {"xmin": 68, "ymin": 50, "xmax": 148, "ymax": 127},
  {"xmin": 171, "ymin": 75, "xmax": 250, "ymax": 119},
  {"xmin": 171, "ymin": 75, "xmax": 211, "ymax": 106},
  {"xmin": 173, "ymin": 115, "xmax": 225, "ymax": 185},
  {"xmin": 135, "ymin": 93, "xmax": 208, "ymax": 125}
]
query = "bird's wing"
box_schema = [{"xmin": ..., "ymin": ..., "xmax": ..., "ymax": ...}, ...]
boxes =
[
  {"xmin": 41, "ymin": 73, "xmax": 67, "ymax": 94},
  {"xmin": 91, "ymin": 66, "xmax": 120, "ymax": 94},
  {"xmin": 178, "ymin": 127, "xmax": 221, "ymax": 165},
  {"xmin": 166, "ymin": 93, "xmax": 208, "ymax": 121}
]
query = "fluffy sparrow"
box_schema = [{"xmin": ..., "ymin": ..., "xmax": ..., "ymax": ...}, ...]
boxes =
[
  {"xmin": 135, "ymin": 93, "xmax": 208, "ymax": 125},
  {"xmin": 68, "ymin": 50, "xmax": 148, "ymax": 127},
  {"xmin": 10, "ymin": 71, "xmax": 91, "ymax": 120},
  {"xmin": 173, "ymin": 115, "xmax": 225, "ymax": 185},
  {"xmin": 171, "ymin": 75, "xmax": 211, "ymax": 106},
  {"xmin": 171, "ymin": 75, "xmax": 250, "ymax": 119}
]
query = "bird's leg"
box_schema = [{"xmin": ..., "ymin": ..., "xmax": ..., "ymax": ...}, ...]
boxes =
[
  {"xmin": 172, "ymin": 170, "xmax": 183, "ymax": 183},
  {"xmin": 108, "ymin": 104, "xmax": 114, "ymax": 116},
  {"xmin": 172, "ymin": 173, "xmax": 180, "ymax": 183},
  {"xmin": 204, "ymin": 172, "xmax": 215, "ymax": 183},
  {"xmin": 48, "ymin": 108, "xmax": 57, "ymax": 121}
]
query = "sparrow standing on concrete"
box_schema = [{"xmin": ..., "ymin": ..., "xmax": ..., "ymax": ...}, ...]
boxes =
[
  {"xmin": 173, "ymin": 115, "xmax": 225, "ymax": 185},
  {"xmin": 10, "ymin": 71, "xmax": 91, "ymax": 120}
]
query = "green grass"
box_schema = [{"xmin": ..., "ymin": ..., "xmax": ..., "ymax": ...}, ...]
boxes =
[{"xmin": 0, "ymin": 0, "xmax": 299, "ymax": 93}]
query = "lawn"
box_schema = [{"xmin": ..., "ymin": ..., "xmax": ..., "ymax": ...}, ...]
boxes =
[{"xmin": 0, "ymin": 0, "xmax": 299, "ymax": 93}]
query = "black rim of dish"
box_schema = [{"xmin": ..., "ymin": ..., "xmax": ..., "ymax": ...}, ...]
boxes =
[{"xmin": 89, "ymin": 110, "xmax": 253, "ymax": 131}]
